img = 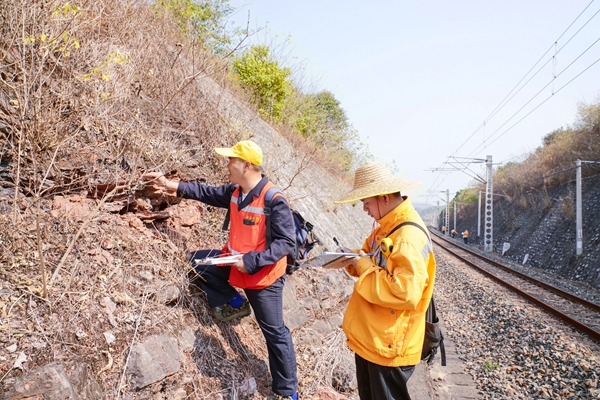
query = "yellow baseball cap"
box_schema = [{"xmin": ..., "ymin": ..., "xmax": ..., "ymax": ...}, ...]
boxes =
[{"xmin": 214, "ymin": 140, "xmax": 263, "ymax": 166}]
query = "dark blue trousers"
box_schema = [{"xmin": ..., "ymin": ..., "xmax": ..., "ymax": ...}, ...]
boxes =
[
  {"xmin": 190, "ymin": 249, "xmax": 298, "ymax": 396},
  {"xmin": 355, "ymin": 353, "xmax": 415, "ymax": 400}
]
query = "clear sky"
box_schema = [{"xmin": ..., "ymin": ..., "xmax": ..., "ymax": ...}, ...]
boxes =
[{"xmin": 226, "ymin": 1, "xmax": 600, "ymax": 205}]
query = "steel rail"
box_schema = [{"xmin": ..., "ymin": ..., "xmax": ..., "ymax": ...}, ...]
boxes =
[
  {"xmin": 431, "ymin": 236, "xmax": 600, "ymax": 342},
  {"xmin": 431, "ymin": 230, "xmax": 600, "ymax": 313}
]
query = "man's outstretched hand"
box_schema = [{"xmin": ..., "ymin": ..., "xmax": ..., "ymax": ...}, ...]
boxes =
[{"xmin": 142, "ymin": 172, "xmax": 177, "ymax": 196}]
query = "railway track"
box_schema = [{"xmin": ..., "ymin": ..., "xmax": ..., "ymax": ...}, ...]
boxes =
[{"xmin": 430, "ymin": 231, "xmax": 600, "ymax": 342}]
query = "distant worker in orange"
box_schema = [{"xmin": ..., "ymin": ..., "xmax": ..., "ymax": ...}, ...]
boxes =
[
  {"xmin": 462, "ymin": 230, "xmax": 469, "ymax": 244},
  {"xmin": 441, "ymin": 225, "xmax": 446, "ymax": 235},
  {"xmin": 450, "ymin": 229, "xmax": 457, "ymax": 238}
]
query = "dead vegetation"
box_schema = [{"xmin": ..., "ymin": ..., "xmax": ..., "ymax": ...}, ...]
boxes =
[
  {"xmin": 493, "ymin": 101, "xmax": 600, "ymax": 198},
  {"xmin": 454, "ymin": 100, "xmax": 600, "ymax": 220},
  {"xmin": 0, "ymin": 1, "xmax": 356, "ymax": 399}
]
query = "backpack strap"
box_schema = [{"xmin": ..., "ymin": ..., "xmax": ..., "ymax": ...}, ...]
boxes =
[
  {"xmin": 221, "ymin": 184, "xmax": 239, "ymax": 231},
  {"xmin": 264, "ymin": 187, "xmax": 283, "ymax": 247},
  {"xmin": 387, "ymin": 221, "xmax": 445, "ymax": 366},
  {"xmin": 386, "ymin": 221, "xmax": 430, "ymax": 241}
]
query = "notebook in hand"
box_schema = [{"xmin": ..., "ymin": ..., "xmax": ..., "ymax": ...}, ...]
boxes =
[
  {"xmin": 300, "ymin": 252, "xmax": 359, "ymax": 269},
  {"xmin": 194, "ymin": 255, "xmax": 242, "ymax": 266}
]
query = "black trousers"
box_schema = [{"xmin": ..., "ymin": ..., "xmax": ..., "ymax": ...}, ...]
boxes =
[
  {"xmin": 190, "ymin": 249, "xmax": 298, "ymax": 396},
  {"xmin": 355, "ymin": 353, "xmax": 415, "ymax": 400}
]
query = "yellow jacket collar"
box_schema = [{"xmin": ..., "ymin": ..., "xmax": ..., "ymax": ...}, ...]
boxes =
[{"xmin": 377, "ymin": 196, "xmax": 412, "ymax": 233}]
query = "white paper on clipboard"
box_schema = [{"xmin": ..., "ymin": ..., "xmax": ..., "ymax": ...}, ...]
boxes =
[
  {"xmin": 300, "ymin": 252, "xmax": 359, "ymax": 269},
  {"xmin": 194, "ymin": 255, "xmax": 242, "ymax": 266}
]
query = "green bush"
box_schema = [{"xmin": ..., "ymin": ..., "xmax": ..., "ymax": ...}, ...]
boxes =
[
  {"xmin": 231, "ymin": 45, "xmax": 292, "ymax": 120},
  {"xmin": 294, "ymin": 91, "xmax": 348, "ymax": 138},
  {"xmin": 290, "ymin": 90, "xmax": 370, "ymax": 171},
  {"xmin": 153, "ymin": 0, "xmax": 234, "ymax": 53},
  {"xmin": 454, "ymin": 188, "xmax": 479, "ymax": 204}
]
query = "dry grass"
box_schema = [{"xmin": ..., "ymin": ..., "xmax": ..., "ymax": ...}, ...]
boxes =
[
  {"xmin": 492, "ymin": 105, "xmax": 600, "ymax": 198},
  {"xmin": 460, "ymin": 101, "xmax": 600, "ymax": 222},
  {"xmin": 560, "ymin": 186, "xmax": 575, "ymax": 221},
  {"xmin": 0, "ymin": 1, "xmax": 357, "ymax": 399}
]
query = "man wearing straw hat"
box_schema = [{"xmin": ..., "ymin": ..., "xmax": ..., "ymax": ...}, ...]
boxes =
[
  {"xmin": 143, "ymin": 140, "xmax": 299, "ymax": 400},
  {"xmin": 334, "ymin": 162, "xmax": 437, "ymax": 400}
]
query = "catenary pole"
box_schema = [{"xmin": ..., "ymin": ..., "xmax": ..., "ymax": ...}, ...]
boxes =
[
  {"xmin": 576, "ymin": 159, "xmax": 583, "ymax": 255},
  {"xmin": 453, "ymin": 201, "xmax": 457, "ymax": 231},
  {"xmin": 477, "ymin": 190, "xmax": 482, "ymax": 240},
  {"xmin": 484, "ymin": 155, "xmax": 493, "ymax": 252},
  {"xmin": 445, "ymin": 189, "xmax": 450, "ymax": 235}
]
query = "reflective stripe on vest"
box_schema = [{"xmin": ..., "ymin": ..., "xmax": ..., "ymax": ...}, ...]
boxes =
[
  {"xmin": 226, "ymin": 181, "xmax": 287, "ymax": 289},
  {"xmin": 230, "ymin": 193, "xmax": 266, "ymax": 215}
]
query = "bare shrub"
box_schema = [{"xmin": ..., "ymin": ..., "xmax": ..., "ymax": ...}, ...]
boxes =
[
  {"xmin": 0, "ymin": 1, "xmax": 357, "ymax": 398},
  {"xmin": 515, "ymin": 194, "xmax": 528, "ymax": 210},
  {"xmin": 559, "ymin": 188, "xmax": 575, "ymax": 221},
  {"xmin": 540, "ymin": 187, "xmax": 552, "ymax": 210},
  {"xmin": 0, "ymin": 0, "xmax": 244, "ymax": 396},
  {"xmin": 492, "ymin": 99, "xmax": 600, "ymax": 198}
]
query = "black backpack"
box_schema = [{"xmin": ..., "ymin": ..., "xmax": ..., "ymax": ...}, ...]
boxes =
[
  {"xmin": 222, "ymin": 185, "xmax": 318, "ymax": 275},
  {"xmin": 385, "ymin": 221, "xmax": 446, "ymax": 366},
  {"xmin": 264, "ymin": 187, "xmax": 318, "ymax": 274},
  {"xmin": 422, "ymin": 296, "xmax": 446, "ymax": 366}
]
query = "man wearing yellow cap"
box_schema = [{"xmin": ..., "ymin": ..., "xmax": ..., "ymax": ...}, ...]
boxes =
[
  {"xmin": 334, "ymin": 162, "xmax": 437, "ymax": 400},
  {"xmin": 143, "ymin": 140, "xmax": 298, "ymax": 400}
]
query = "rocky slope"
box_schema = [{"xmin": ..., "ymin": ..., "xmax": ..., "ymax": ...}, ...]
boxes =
[
  {"xmin": 452, "ymin": 175, "xmax": 600, "ymax": 289},
  {"xmin": 0, "ymin": 67, "xmax": 375, "ymax": 400},
  {"xmin": 0, "ymin": 1, "xmax": 382, "ymax": 396}
]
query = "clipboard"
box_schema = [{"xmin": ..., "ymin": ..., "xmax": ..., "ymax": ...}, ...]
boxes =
[
  {"xmin": 194, "ymin": 255, "xmax": 242, "ymax": 266},
  {"xmin": 300, "ymin": 252, "xmax": 360, "ymax": 269}
]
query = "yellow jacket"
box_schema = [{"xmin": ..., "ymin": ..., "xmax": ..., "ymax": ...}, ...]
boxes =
[{"xmin": 343, "ymin": 197, "xmax": 436, "ymax": 367}]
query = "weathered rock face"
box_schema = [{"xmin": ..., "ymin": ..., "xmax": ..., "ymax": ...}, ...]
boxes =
[
  {"xmin": 332, "ymin": 354, "xmax": 358, "ymax": 393},
  {"xmin": 0, "ymin": 69, "xmax": 379, "ymax": 400},
  {"xmin": 454, "ymin": 175, "xmax": 600, "ymax": 289},
  {"xmin": 3, "ymin": 361, "xmax": 103, "ymax": 400},
  {"xmin": 126, "ymin": 334, "xmax": 182, "ymax": 390}
]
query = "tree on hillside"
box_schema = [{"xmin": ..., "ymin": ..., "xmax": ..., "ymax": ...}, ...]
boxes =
[
  {"xmin": 228, "ymin": 34, "xmax": 375, "ymax": 172},
  {"xmin": 454, "ymin": 188, "xmax": 479, "ymax": 204},
  {"xmin": 153, "ymin": 0, "xmax": 235, "ymax": 53},
  {"xmin": 294, "ymin": 91, "xmax": 348, "ymax": 138},
  {"xmin": 574, "ymin": 99, "xmax": 600, "ymax": 133},
  {"xmin": 541, "ymin": 128, "xmax": 566, "ymax": 147},
  {"xmin": 231, "ymin": 44, "xmax": 292, "ymax": 120}
]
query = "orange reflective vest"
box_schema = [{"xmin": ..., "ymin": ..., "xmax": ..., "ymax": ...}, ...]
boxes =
[{"xmin": 223, "ymin": 181, "xmax": 287, "ymax": 289}]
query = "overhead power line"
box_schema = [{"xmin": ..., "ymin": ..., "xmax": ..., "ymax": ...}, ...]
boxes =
[
  {"xmin": 430, "ymin": 3, "xmax": 600, "ymax": 194},
  {"xmin": 467, "ymin": 52, "xmax": 600, "ymax": 156},
  {"xmin": 484, "ymin": 6, "xmax": 600, "ymax": 123},
  {"xmin": 450, "ymin": 0, "xmax": 599, "ymax": 158}
]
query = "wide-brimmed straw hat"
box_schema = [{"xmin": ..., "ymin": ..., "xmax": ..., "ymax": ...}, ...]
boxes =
[{"xmin": 335, "ymin": 162, "xmax": 422, "ymax": 203}]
